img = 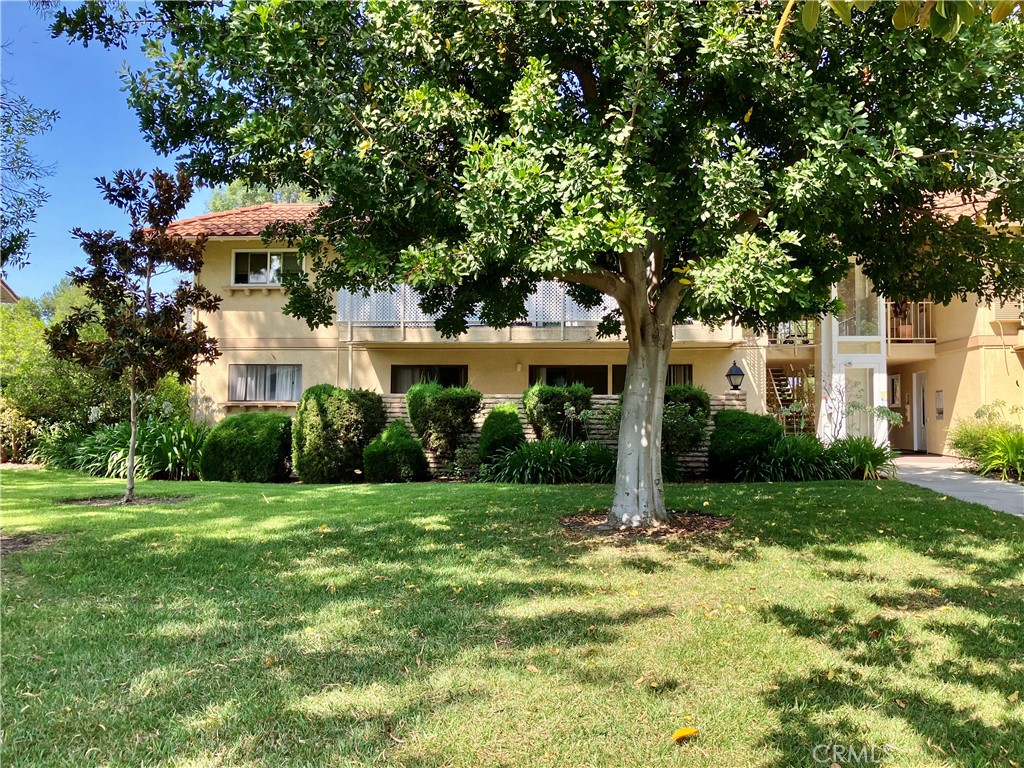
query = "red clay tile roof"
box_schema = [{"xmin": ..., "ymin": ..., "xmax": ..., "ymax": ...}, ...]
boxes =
[{"xmin": 165, "ymin": 202, "xmax": 321, "ymax": 237}]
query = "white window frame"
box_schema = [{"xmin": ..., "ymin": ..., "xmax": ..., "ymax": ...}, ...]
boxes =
[{"xmin": 231, "ymin": 249, "xmax": 302, "ymax": 287}]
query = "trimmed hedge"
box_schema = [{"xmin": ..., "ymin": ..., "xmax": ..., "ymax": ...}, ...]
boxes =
[
  {"xmin": 405, "ymin": 381, "xmax": 442, "ymax": 437},
  {"xmin": 522, "ymin": 382, "xmax": 592, "ymax": 441},
  {"xmin": 663, "ymin": 384, "xmax": 713, "ymax": 459},
  {"xmin": 478, "ymin": 402, "xmax": 525, "ymax": 463},
  {"xmin": 201, "ymin": 412, "xmax": 292, "ymax": 483},
  {"xmin": 292, "ymin": 386, "xmax": 386, "ymax": 483},
  {"xmin": 405, "ymin": 383, "xmax": 482, "ymax": 461},
  {"xmin": 707, "ymin": 410, "xmax": 783, "ymax": 482},
  {"xmin": 363, "ymin": 420, "xmax": 429, "ymax": 483}
]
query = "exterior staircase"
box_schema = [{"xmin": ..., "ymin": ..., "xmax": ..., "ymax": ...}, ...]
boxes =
[{"xmin": 768, "ymin": 366, "xmax": 815, "ymax": 434}]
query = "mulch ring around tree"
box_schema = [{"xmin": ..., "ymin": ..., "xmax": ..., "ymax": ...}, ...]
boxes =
[
  {"xmin": 0, "ymin": 533, "xmax": 61, "ymax": 557},
  {"xmin": 561, "ymin": 510, "xmax": 731, "ymax": 541},
  {"xmin": 57, "ymin": 496, "xmax": 192, "ymax": 507}
]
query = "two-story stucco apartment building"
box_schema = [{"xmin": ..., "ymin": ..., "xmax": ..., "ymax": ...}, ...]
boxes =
[{"xmin": 170, "ymin": 203, "xmax": 1024, "ymax": 456}]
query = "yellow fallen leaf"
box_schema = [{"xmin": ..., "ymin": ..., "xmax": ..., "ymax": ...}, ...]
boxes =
[
  {"xmin": 525, "ymin": 664, "xmax": 540, "ymax": 674},
  {"xmin": 673, "ymin": 727, "xmax": 700, "ymax": 742},
  {"xmin": 1009, "ymin": 690, "xmax": 1020, "ymax": 703},
  {"xmin": 827, "ymin": 669, "xmax": 835, "ymax": 681},
  {"xmin": 743, "ymin": 107, "xmax": 753, "ymax": 123},
  {"xmin": 895, "ymin": 698, "xmax": 907, "ymax": 709}
]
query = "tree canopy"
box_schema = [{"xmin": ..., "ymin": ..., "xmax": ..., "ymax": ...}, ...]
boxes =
[
  {"xmin": 53, "ymin": 0, "xmax": 1024, "ymax": 522},
  {"xmin": 207, "ymin": 179, "xmax": 318, "ymax": 213},
  {"xmin": 46, "ymin": 168, "xmax": 221, "ymax": 501}
]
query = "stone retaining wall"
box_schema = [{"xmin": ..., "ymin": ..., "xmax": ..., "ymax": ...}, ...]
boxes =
[{"xmin": 383, "ymin": 391, "xmax": 747, "ymax": 476}]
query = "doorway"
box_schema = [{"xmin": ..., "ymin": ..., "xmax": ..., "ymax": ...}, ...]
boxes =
[{"xmin": 912, "ymin": 371, "xmax": 927, "ymax": 452}]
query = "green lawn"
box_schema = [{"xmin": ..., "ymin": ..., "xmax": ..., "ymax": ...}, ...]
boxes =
[{"xmin": 2, "ymin": 469, "xmax": 1022, "ymax": 767}]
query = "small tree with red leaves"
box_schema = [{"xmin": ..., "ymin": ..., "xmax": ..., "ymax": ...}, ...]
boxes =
[{"xmin": 47, "ymin": 168, "xmax": 221, "ymax": 502}]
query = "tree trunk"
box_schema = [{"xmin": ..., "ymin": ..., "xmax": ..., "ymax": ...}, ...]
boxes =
[
  {"xmin": 609, "ymin": 333, "xmax": 673, "ymax": 527},
  {"xmin": 123, "ymin": 385, "xmax": 138, "ymax": 504}
]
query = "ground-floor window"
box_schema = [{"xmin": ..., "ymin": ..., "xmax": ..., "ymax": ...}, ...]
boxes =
[
  {"xmin": 611, "ymin": 363, "xmax": 692, "ymax": 394},
  {"xmin": 228, "ymin": 364, "xmax": 302, "ymax": 402},
  {"xmin": 391, "ymin": 365, "xmax": 469, "ymax": 394},
  {"xmin": 529, "ymin": 365, "xmax": 609, "ymax": 395}
]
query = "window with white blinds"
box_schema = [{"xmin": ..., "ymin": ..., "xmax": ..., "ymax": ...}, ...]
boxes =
[{"xmin": 228, "ymin": 364, "xmax": 302, "ymax": 402}]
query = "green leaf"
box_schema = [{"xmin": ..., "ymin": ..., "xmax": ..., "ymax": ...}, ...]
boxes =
[
  {"xmin": 893, "ymin": 1, "xmax": 917, "ymax": 29},
  {"xmin": 852, "ymin": 0, "xmax": 874, "ymax": 11},
  {"xmin": 828, "ymin": 0, "xmax": 853, "ymax": 26},
  {"xmin": 956, "ymin": 1, "xmax": 976, "ymax": 26},
  {"xmin": 802, "ymin": 0, "xmax": 821, "ymax": 31},
  {"xmin": 991, "ymin": 0, "xmax": 1017, "ymax": 24}
]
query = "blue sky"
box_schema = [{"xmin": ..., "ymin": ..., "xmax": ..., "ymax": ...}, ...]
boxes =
[{"xmin": 2, "ymin": 1, "xmax": 211, "ymax": 300}]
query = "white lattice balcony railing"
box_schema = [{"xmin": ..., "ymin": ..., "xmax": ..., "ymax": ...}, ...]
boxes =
[{"xmin": 338, "ymin": 281, "xmax": 619, "ymax": 328}]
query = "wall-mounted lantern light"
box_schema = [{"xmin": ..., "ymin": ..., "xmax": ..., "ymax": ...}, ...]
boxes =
[{"xmin": 726, "ymin": 360, "xmax": 745, "ymax": 391}]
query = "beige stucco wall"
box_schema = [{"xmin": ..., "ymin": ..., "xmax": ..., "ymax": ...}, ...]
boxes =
[
  {"xmin": 194, "ymin": 239, "xmax": 763, "ymax": 419},
  {"xmin": 888, "ymin": 298, "xmax": 1023, "ymax": 454}
]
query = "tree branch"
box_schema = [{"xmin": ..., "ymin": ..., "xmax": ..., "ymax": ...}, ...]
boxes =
[{"xmin": 557, "ymin": 267, "xmax": 625, "ymax": 302}]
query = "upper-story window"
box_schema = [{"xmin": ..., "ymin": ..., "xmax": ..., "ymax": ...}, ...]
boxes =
[
  {"xmin": 233, "ymin": 250, "xmax": 302, "ymax": 286},
  {"xmin": 837, "ymin": 262, "xmax": 879, "ymax": 337}
]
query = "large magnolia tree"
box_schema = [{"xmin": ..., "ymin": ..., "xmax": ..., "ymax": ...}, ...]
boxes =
[{"xmin": 55, "ymin": 1, "xmax": 1023, "ymax": 524}]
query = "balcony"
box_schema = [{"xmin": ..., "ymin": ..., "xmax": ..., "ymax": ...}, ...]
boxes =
[
  {"xmin": 886, "ymin": 301, "xmax": 935, "ymax": 343},
  {"xmin": 337, "ymin": 282, "xmax": 733, "ymax": 344},
  {"xmin": 768, "ymin": 318, "xmax": 817, "ymax": 346}
]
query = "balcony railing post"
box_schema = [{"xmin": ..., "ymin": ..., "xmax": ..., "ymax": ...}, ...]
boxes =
[{"xmin": 560, "ymin": 283, "xmax": 566, "ymax": 340}]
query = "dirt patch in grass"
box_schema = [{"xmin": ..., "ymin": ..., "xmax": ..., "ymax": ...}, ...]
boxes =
[
  {"xmin": 561, "ymin": 510, "xmax": 731, "ymax": 541},
  {"xmin": 57, "ymin": 495, "xmax": 191, "ymax": 507},
  {"xmin": 0, "ymin": 533, "xmax": 60, "ymax": 557}
]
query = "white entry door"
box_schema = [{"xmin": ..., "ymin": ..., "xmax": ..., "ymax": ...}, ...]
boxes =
[{"xmin": 912, "ymin": 371, "xmax": 927, "ymax": 452}]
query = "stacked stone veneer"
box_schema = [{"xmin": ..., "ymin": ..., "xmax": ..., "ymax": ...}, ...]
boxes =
[{"xmin": 383, "ymin": 391, "xmax": 747, "ymax": 477}]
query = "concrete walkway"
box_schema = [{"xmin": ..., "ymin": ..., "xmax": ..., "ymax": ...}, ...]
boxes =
[{"xmin": 895, "ymin": 455, "xmax": 1024, "ymax": 517}]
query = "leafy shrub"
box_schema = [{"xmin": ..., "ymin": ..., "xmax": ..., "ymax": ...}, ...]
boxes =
[
  {"xmin": 363, "ymin": 420, "xmax": 429, "ymax": 483},
  {"xmin": 707, "ymin": 410, "xmax": 784, "ymax": 481},
  {"xmin": 325, "ymin": 388, "xmax": 388, "ymax": 479},
  {"xmin": 291, "ymin": 384, "xmax": 339, "ymax": 483},
  {"xmin": 41, "ymin": 417, "xmax": 210, "ymax": 480},
  {"xmin": 29, "ymin": 422, "xmax": 84, "ymax": 468},
  {"xmin": 949, "ymin": 402, "xmax": 1024, "ymax": 473},
  {"xmin": 977, "ymin": 428, "xmax": 1024, "ymax": 481},
  {"xmin": 662, "ymin": 384, "xmax": 712, "ymax": 457},
  {"xmin": 201, "ymin": 412, "xmax": 292, "ymax": 483},
  {"xmin": 825, "ymin": 436, "xmax": 897, "ymax": 481},
  {"xmin": 405, "ymin": 381, "xmax": 443, "ymax": 436},
  {"xmin": 0, "ymin": 396, "xmax": 36, "ymax": 462},
  {"xmin": 738, "ymin": 434, "xmax": 836, "ymax": 482},
  {"xmin": 485, "ymin": 439, "xmax": 615, "ymax": 484},
  {"xmin": 141, "ymin": 376, "xmax": 193, "ymax": 422},
  {"xmin": 522, "ymin": 382, "xmax": 592, "ymax": 441},
  {"xmin": 292, "ymin": 386, "xmax": 386, "ymax": 483},
  {"xmin": 451, "ymin": 445, "xmax": 482, "ymax": 481},
  {"xmin": 478, "ymin": 403, "xmax": 525, "ymax": 463},
  {"xmin": 405, "ymin": 384, "xmax": 482, "ymax": 461}
]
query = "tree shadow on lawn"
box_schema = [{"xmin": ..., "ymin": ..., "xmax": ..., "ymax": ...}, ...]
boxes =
[
  {"xmin": 6, "ymin": 477, "xmax": 1024, "ymax": 766},
  {"xmin": 5, "ymin": 484, "xmax": 681, "ymax": 766}
]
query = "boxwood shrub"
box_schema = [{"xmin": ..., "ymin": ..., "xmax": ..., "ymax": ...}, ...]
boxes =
[
  {"xmin": 201, "ymin": 412, "xmax": 292, "ymax": 483},
  {"xmin": 522, "ymin": 382, "xmax": 592, "ymax": 441},
  {"xmin": 404, "ymin": 383, "xmax": 482, "ymax": 461},
  {"xmin": 363, "ymin": 420, "xmax": 429, "ymax": 483},
  {"xmin": 478, "ymin": 402, "xmax": 525, "ymax": 463},
  {"xmin": 707, "ymin": 410, "xmax": 783, "ymax": 482},
  {"xmin": 292, "ymin": 386, "xmax": 387, "ymax": 483}
]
